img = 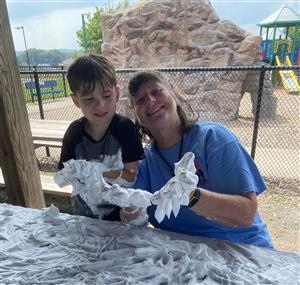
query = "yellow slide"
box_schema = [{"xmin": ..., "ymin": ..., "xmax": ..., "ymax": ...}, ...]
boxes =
[{"xmin": 275, "ymin": 55, "xmax": 300, "ymax": 93}]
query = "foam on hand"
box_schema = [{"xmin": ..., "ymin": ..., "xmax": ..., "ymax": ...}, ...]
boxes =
[
  {"xmin": 151, "ymin": 152, "xmax": 199, "ymax": 223},
  {"xmin": 53, "ymin": 156, "xmax": 151, "ymax": 225},
  {"xmin": 53, "ymin": 152, "xmax": 198, "ymax": 225}
]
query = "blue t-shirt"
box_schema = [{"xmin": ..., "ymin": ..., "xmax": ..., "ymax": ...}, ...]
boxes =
[{"xmin": 134, "ymin": 121, "xmax": 273, "ymax": 248}]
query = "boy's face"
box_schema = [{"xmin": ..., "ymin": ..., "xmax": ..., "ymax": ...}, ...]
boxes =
[{"xmin": 72, "ymin": 81, "xmax": 120, "ymax": 127}]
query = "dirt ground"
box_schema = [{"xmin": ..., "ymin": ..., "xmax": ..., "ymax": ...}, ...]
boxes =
[{"xmin": 258, "ymin": 176, "xmax": 299, "ymax": 253}]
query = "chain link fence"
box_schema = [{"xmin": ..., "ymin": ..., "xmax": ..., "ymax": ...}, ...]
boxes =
[{"xmin": 20, "ymin": 65, "xmax": 300, "ymax": 179}]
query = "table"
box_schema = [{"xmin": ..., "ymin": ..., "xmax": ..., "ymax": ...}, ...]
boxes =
[
  {"xmin": 0, "ymin": 120, "xmax": 73, "ymax": 195},
  {"xmin": 0, "ymin": 203, "xmax": 299, "ymax": 284},
  {"xmin": 29, "ymin": 119, "xmax": 71, "ymax": 147}
]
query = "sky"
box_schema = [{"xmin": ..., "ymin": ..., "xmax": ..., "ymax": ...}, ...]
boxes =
[{"xmin": 6, "ymin": 0, "xmax": 300, "ymax": 52}]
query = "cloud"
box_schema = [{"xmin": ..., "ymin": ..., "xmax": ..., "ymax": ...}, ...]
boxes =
[{"xmin": 10, "ymin": 6, "xmax": 97, "ymax": 50}]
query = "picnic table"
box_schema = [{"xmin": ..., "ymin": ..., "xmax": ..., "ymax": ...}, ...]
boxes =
[
  {"xmin": 1, "ymin": 203, "xmax": 299, "ymax": 284},
  {"xmin": 0, "ymin": 119, "xmax": 73, "ymax": 196},
  {"xmin": 29, "ymin": 118, "xmax": 71, "ymax": 148}
]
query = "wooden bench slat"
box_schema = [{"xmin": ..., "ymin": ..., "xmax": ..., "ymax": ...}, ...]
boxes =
[
  {"xmin": 33, "ymin": 140, "xmax": 62, "ymax": 148},
  {"xmin": 0, "ymin": 170, "xmax": 72, "ymax": 197},
  {"xmin": 29, "ymin": 119, "xmax": 70, "ymax": 145}
]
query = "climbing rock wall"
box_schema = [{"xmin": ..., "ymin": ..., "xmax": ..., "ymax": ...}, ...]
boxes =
[{"xmin": 102, "ymin": 0, "xmax": 267, "ymax": 120}]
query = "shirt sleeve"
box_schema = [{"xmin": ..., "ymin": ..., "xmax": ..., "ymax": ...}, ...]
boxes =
[
  {"xmin": 57, "ymin": 122, "xmax": 78, "ymax": 169},
  {"xmin": 111, "ymin": 115, "xmax": 144, "ymax": 163},
  {"xmin": 206, "ymin": 139, "xmax": 266, "ymax": 196}
]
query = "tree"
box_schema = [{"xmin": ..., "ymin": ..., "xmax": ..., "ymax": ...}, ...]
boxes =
[
  {"xmin": 76, "ymin": 0, "xmax": 130, "ymax": 54},
  {"xmin": 76, "ymin": 7, "xmax": 103, "ymax": 54}
]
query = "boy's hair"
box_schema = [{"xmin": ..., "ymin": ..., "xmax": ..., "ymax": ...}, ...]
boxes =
[
  {"xmin": 67, "ymin": 54, "xmax": 117, "ymax": 96},
  {"xmin": 128, "ymin": 70, "xmax": 198, "ymax": 142}
]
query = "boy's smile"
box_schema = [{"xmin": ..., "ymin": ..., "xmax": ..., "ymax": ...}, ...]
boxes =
[{"xmin": 93, "ymin": 111, "xmax": 108, "ymax": 117}]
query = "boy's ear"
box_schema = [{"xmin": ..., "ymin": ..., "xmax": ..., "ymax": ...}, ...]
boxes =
[
  {"xmin": 115, "ymin": 85, "xmax": 121, "ymax": 102},
  {"xmin": 71, "ymin": 93, "xmax": 80, "ymax": 108}
]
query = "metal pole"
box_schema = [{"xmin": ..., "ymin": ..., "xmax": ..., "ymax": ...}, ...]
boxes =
[
  {"xmin": 33, "ymin": 69, "xmax": 50, "ymax": 157},
  {"xmin": 61, "ymin": 66, "xmax": 67, "ymax": 97},
  {"xmin": 15, "ymin": 26, "xmax": 31, "ymax": 69},
  {"xmin": 251, "ymin": 65, "xmax": 265, "ymax": 160},
  {"xmin": 81, "ymin": 14, "xmax": 88, "ymax": 53},
  {"xmin": 33, "ymin": 68, "xmax": 45, "ymax": 120}
]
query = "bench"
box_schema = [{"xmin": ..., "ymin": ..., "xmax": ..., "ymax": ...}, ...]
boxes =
[
  {"xmin": 33, "ymin": 140, "xmax": 62, "ymax": 149},
  {"xmin": 25, "ymin": 80, "xmax": 64, "ymax": 103},
  {"xmin": 29, "ymin": 119, "xmax": 70, "ymax": 151},
  {"xmin": 0, "ymin": 169, "xmax": 72, "ymax": 197}
]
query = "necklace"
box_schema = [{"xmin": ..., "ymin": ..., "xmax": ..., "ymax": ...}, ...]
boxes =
[{"xmin": 155, "ymin": 135, "xmax": 184, "ymax": 176}]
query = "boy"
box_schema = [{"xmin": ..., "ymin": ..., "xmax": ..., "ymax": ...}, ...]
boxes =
[{"xmin": 57, "ymin": 54, "xmax": 144, "ymax": 221}]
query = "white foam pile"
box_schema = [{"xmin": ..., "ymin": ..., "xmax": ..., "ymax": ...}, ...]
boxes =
[
  {"xmin": 1, "ymin": 203, "xmax": 298, "ymax": 284},
  {"xmin": 54, "ymin": 152, "xmax": 199, "ymax": 224}
]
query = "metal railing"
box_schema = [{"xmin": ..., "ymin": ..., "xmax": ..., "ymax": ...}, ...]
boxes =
[{"xmin": 20, "ymin": 65, "xmax": 300, "ymax": 179}]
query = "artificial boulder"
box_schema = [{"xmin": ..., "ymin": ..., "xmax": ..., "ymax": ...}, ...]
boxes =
[{"xmin": 102, "ymin": 0, "xmax": 275, "ymax": 120}]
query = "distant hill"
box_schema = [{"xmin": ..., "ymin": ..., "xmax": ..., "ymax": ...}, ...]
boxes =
[
  {"xmin": 57, "ymin": 49, "xmax": 79, "ymax": 54},
  {"xmin": 16, "ymin": 48, "xmax": 79, "ymax": 55},
  {"xmin": 16, "ymin": 48, "xmax": 80, "ymax": 66},
  {"xmin": 15, "ymin": 50, "xmax": 23, "ymax": 57}
]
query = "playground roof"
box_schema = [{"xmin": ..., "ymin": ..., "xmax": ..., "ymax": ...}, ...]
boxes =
[{"xmin": 258, "ymin": 5, "xmax": 300, "ymax": 27}]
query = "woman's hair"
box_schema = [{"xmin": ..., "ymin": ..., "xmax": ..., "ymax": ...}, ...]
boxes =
[{"xmin": 128, "ymin": 70, "xmax": 198, "ymax": 142}]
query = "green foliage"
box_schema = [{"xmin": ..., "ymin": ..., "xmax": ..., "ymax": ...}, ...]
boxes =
[
  {"xmin": 76, "ymin": 7, "xmax": 102, "ymax": 54},
  {"xmin": 287, "ymin": 26, "xmax": 300, "ymax": 46},
  {"xmin": 76, "ymin": 0, "xmax": 130, "ymax": 54},
  {"xmin": 17, "ymin": 48, "xmax": 76, "ymax": 66}
]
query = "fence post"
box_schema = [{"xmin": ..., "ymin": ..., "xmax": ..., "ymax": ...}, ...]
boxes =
[
  {"xmin": 251, "ymin": 65, "xmax": 265, "ymax": 160},
  {"xmin": 33, "ymin": 68, "xmax": 50, "ymax": 157},
  {"xmin": 61, "ymin": 65, "xmax": 67, "ymax": 97},
  {"xmin": 33, "ymin": 67, "xmax": 44, "ymax": 119}
]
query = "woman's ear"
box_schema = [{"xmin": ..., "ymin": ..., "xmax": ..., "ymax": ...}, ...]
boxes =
[{"xmin": 71, "ymin": 93, "xmax": 80, "ymax": 108}]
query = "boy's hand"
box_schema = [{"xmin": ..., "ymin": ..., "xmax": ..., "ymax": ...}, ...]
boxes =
[
  {"xmin": 103, "ymin": 169, "xmax": 122, "ymax": 180},
  {"xmin": 120, "ymin": 207, "xmax": 149, "ymax": 226}
]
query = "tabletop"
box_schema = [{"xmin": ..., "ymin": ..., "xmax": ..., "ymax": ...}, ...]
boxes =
[{"xmin": 1, "ymin": 203, "xmax": 299, "ymax": 284}]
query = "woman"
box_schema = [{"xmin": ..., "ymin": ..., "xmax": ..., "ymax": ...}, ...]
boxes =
[{"xmin": 123, "ymin": 70, "xmax": 273, "ymax": 249}]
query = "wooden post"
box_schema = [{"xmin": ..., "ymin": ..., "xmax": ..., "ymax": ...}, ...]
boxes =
[{"xmin": 0, "ymin": 0, "xmax": 45, "ymax": 208}]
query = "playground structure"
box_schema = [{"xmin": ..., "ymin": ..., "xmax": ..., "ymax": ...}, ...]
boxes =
[
  {"xmin": 275, "ymin": 55, "xmax": 300, "ymax": 92},
  {"xmin": 258, "ymin": 5, "xmax": 300, "ymax": 93}
]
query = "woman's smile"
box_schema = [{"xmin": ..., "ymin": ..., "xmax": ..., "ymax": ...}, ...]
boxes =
[{"xmin": 147, "ymin": 105, "xmax": 165, "ymax": 117}]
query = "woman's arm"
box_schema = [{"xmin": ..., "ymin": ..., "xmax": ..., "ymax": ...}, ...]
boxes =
[{"xmin": 190, "ymin": 189, "xmax": 257, "ymax": 227}]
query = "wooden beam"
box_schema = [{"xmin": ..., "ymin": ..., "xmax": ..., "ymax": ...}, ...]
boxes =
[{"xmin": 0, "ymin": 1, "xmax": 45, "ymax": 208}]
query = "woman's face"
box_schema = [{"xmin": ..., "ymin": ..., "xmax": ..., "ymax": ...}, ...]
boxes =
[{"xmin": 132, "ymin": 79, "xmax": 179, "ymax": 132}]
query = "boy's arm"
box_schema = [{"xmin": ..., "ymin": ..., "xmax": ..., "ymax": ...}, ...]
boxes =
[
  {"xmin": 103, "ymin": 161, "xmax": 138, "ymax": 182},
  {"xmin": 122, "ymin": 161, "xmax": 139, "ymax": 182}
]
